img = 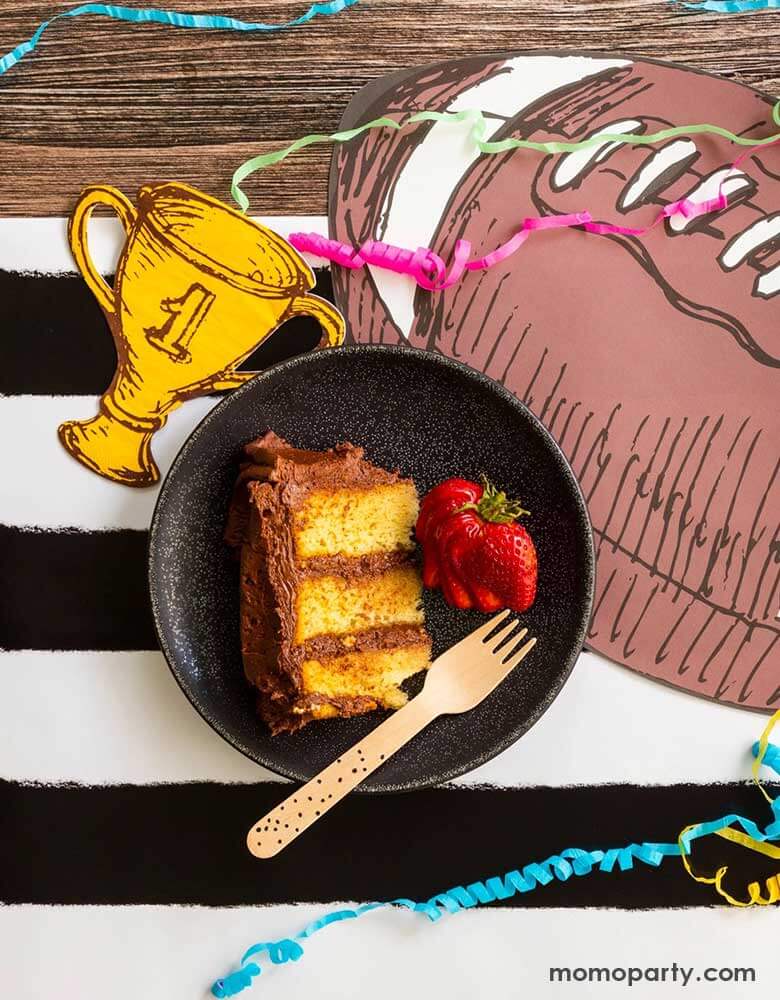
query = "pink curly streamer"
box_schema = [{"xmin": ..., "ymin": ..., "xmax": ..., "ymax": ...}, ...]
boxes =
[{"xmin": 290, "ymin": 140, "xmax": 778, "ymax": 291}]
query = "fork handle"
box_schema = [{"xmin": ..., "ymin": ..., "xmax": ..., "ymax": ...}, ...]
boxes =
[{"xmin": 247, "ymin": 694, "xmax": 439, "ymax": 858}]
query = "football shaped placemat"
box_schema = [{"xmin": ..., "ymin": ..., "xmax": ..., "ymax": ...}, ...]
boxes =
[{"xmin": 329, "ymin": 52, "xmax": 780, "ymax": 712}]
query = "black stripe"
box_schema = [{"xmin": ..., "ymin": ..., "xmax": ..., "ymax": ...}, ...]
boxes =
[
  {"xmin": 0, "ymin": 525, "xmax": 156, "ymax": 650},
  {"xmin": 3, "ymin": 780, "xmax": 776, "ymax": 906},
  {"xmin": 0, "ymin": 269, "xmax": 333, "ymax": 395}
]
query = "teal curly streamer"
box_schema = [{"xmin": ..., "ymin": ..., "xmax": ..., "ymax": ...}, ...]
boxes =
[
  {"xmin": 212, "ymin": 739, "xmax": 780, "ymax": 997},
  {"xmin": 210, "ymin": 839, "xmax": 684, "ymax": 996},
  {"xmin": 754, "ymin": 739, "xmax": 780, "ymax": 775},
  {"xmin": 212, "ymin": 963, "xmax": 261, "ymax": 998},
  {"xmin": 680, "ymin": 1, "xmax": 780, "ymax": 10},
  {"xmin": 0, "ymin": 1, "xmax": 360, "ymax": 77}
]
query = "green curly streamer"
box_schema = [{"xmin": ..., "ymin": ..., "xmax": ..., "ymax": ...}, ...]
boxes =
[{"xmin": 231, "ymin": 100, "xmax": 780, "ymax": 212}]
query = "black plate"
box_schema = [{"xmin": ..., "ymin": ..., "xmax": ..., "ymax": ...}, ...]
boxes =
[{"xmin": 149, "ymin": 345, "xmax": 594, "ymax": 791}]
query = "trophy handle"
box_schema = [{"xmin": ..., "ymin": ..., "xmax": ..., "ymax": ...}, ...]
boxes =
[
  {"xmin": 68, "ymin": 185, "xmax": 137, "ymax": 317},
  {"xmin": 181, "ymin": 295, "xmax": 345, "ymax": 397},
  {"xmin": 286, "ymin": 293, "xmax": 346, "ymax": 347},
  {"xmin": 210, "ymin": 371, "xmax": 257, "ymax": 391}
]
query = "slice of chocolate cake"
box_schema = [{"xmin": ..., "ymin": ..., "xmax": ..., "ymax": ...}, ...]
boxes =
[{"xmin": 225, "ymin": 431, "xmax": 431, "ymax": 734}]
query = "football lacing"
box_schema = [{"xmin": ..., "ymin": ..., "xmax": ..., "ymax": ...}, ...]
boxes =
[{"xmin": 551, "ymin": 118, "xmax": 778, "ymax": 299}]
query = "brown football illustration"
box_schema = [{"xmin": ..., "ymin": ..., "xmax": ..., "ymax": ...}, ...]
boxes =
[{"xmin": 329, "ymin": 53, "xmax": 780, "ymax": 711}]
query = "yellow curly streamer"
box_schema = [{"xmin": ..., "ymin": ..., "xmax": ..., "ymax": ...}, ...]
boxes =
[
  {"xmin": 751, "ymin": 708, "xmax": 778, "ymax": 805},
  {"xmin": 679, "ymin": 709, "xmax": 780, "ymax": 907},
  {"xmin": 680, "ymin": 824, "xmax": 780, "ymax": 907}
]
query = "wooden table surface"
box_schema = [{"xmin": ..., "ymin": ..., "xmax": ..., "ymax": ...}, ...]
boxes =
[{"xmin": 0, "ymin": 1, "xmax": 777, "ymax": 216}]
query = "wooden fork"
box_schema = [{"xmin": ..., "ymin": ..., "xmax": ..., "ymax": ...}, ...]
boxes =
[{"xmin": 246, "ymin": 610, "xmax": 537, "ymax": 858}]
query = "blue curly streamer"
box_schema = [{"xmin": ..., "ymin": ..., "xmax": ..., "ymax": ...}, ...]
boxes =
[
  {"xmin": 210, "ymin": 839, "xmax": 684, "ymax": 996},
  {"xmin": 678, "ymin": 0, "xmax": 780, "ymax": 10},
  {"xmin": 212, "ymin": 739, "xmax": 780, "ymax": 997},
  {"xmin": 0, "ymin": 1, "xmax": 360, "ymax": 77},
  {"xmin": 754, "ymin": 739, "xmax": 780, "ymax": 776}
]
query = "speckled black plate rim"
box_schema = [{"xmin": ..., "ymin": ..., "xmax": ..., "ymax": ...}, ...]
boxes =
[{"xmin": 148, "ymin": 343, "xmax": 596, "ymax": 792}]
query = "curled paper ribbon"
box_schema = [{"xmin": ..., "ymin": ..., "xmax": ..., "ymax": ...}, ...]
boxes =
[
  {"xmin": 211, "ymin": 841, "xmax": 682, "ymax": 996},
  {"xmin": 711, "ymin": 829, "xmax": 780, "ymax": 905},
  {"xmin": 231, "ymin": 100, "xmax": 780, "ymax": 212},
  {"xmin": 751, "ymin": 707, "xmax": 780, "ymax": 803},
  {"xmin": 681, "ymin": 1, "xmax": 780, "ymax": 10},
  {"xmin": 291, "ymin": 126, "xmax": 780, "ymax": 291},
  {"xmin": 0, "ymin": 0, "xmax": 360, "ymax": 77},
  {"xmin": 290, "ymin": 195, "xmax": 731, "ymax": 291},
  {"xmin": 678, "ymin": 710, "xmax": 780, "ymax": 907},
  {"xmin": 678, "ymin": 813, "xmax": 780, "ymax": 906},
  {"xmin": 212, "ymin": 719, "xmax": 780, "ymax": 996},
  {"xmin": 753, "ymin": 738, "xmax": 780, "ymax": 775},
  {"xmin": 286, "ymin": 234, "xmax": 471, "ymax": 290}
]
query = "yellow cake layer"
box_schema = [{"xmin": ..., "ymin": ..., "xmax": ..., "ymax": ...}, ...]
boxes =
[
  {"xmin": 294, "ymin": 565, "xmax": 424, "ymax": 645},
  {"xmin": 302, "ymin": 645, "xmax": 431, "ymax": 709},
  {"xmin": 293, "ymin": 483, "xmax": 418, "ymax": 559}
]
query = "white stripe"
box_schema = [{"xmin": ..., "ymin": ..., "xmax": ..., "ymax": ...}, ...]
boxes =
[
  {"xmin": 0, "ymin": 650, "xmax": 277, "ymax": 785},
  {"xmin": 0, "ymin": 395, "xmax": 221, "ymax": 530},
  {"xmin": 2, "ymin": 905, "xmax": 777, "ymax": 1000},
  {"xmin": 0, "ymin": 649, "xmax": 764, "ymax": 787},
  {"xmin": 0, "ymin": 215, "xmax": 328, "ymax": 274}
]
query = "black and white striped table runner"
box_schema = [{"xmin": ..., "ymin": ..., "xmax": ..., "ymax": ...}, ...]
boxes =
[{"xmin": 2, "ymin": 216, "xmax": 777, "ymax": 999}]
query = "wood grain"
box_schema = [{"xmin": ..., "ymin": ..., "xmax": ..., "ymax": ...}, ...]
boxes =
[{"xmin": 0, "ymin": 1, "xmax": 777, "ymax": 216}]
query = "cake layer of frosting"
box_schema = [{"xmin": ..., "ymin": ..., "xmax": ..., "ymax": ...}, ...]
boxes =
[{"xmin": 298, "ymin": 623, "xmax": 430, "ymax": 661}]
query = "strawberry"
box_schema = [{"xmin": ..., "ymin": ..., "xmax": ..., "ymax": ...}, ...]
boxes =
[
  {"xmin": 433, "ymin": 511, "xmax": 482, "ymax": 608},
  {"xmin": 417, "ymin": 476, "xmax": 537, "ymax": 614},
  {"xmin": 460, "ymin": 519, "xmax": 538, "ymax": 613},
  {"xmin": 415, "ymin": 478, "xmax": 481, "ymax": 589},
  {"xmin": 416, "ymin": 478, "xmax": 482, "ymax": 542}
]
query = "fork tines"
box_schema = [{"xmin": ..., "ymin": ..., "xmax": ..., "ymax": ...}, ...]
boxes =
[{"xmin": 479, "ymin": 608, "xmax": 536, "ymax": 664}]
